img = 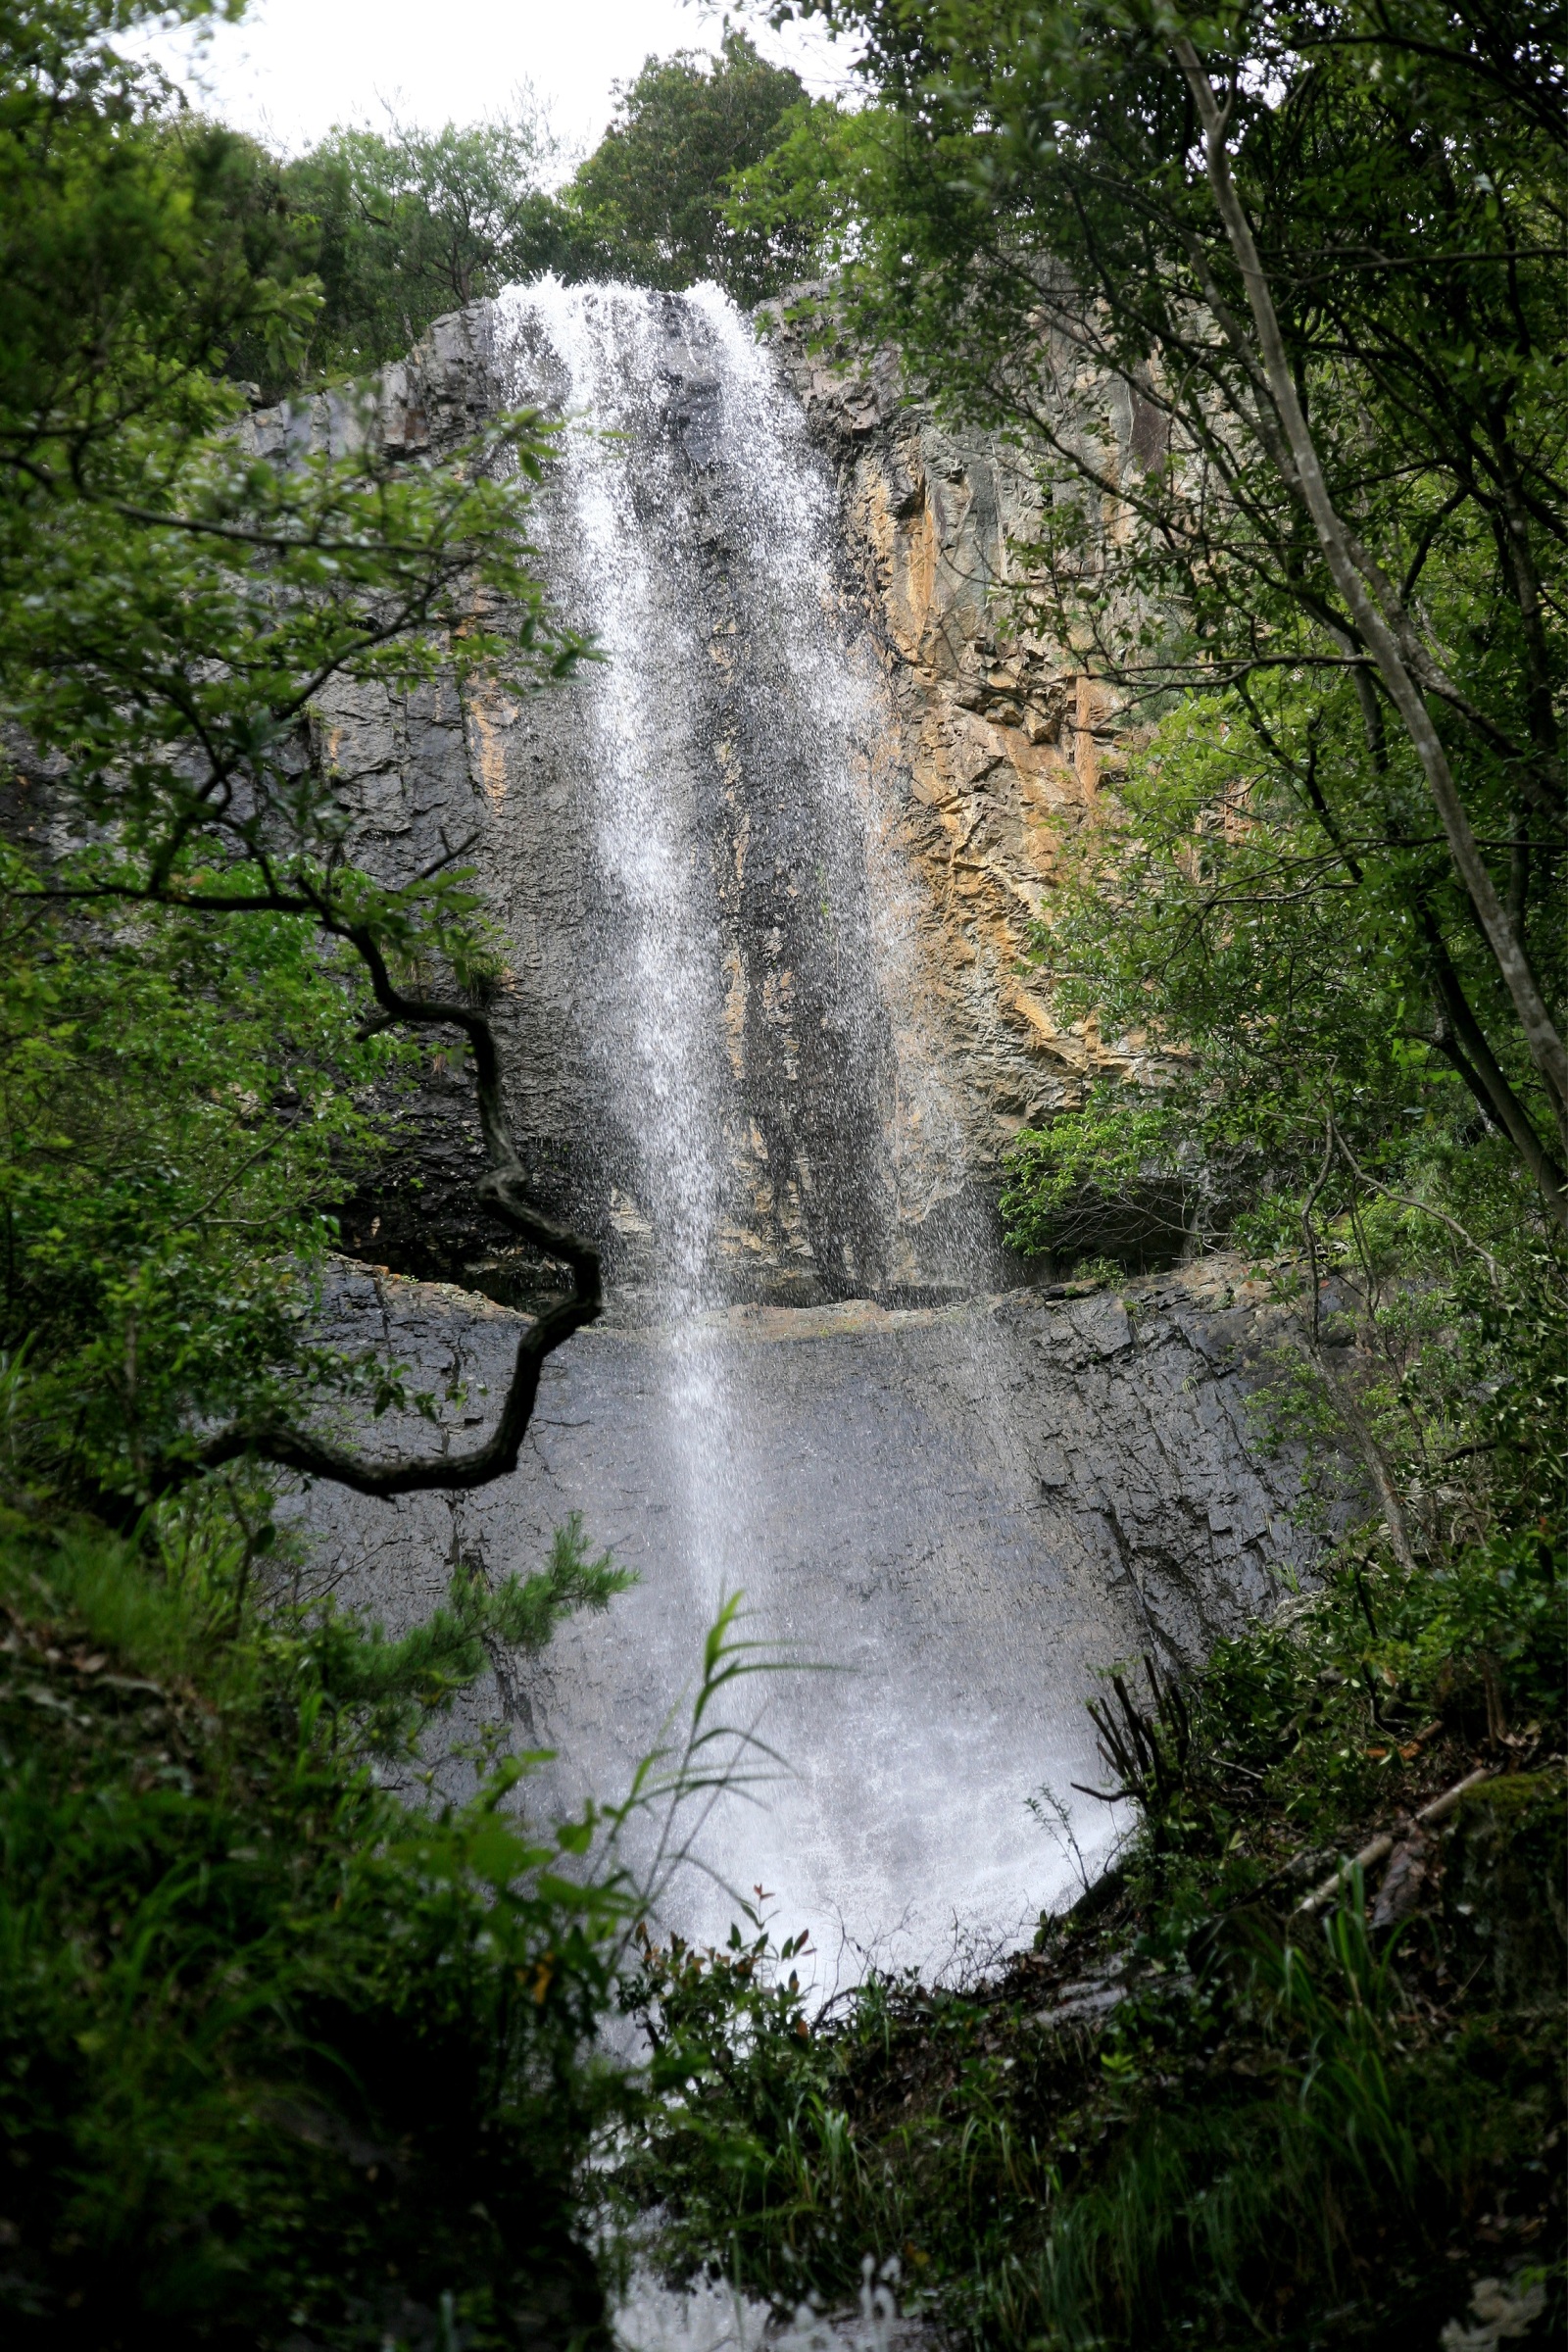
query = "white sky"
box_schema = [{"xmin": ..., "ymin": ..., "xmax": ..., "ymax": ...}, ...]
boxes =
[{"xmin": 154, "ymin": 1, "xmax": 858, "ymax": 161}]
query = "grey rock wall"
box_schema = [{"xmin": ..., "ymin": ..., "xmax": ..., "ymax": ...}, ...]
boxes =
[
  {"xmin": 290, "ymin": 1251, "xmax": 1328, "ymax": 1957},
  {"xmin": 302, "ymin": 1251, "xmax": 1313, "ymax": 1667},
  {"xmin": 261, "ymin": 296, "xmax": 931, "ymax": 1308},
  {"xmin": 260, "ymin": 294, "xmax": 1346, "ymax": 1956},
  {"xmin": 243, "ymin": 308, "xmax": 603, "ymax": 1300}
]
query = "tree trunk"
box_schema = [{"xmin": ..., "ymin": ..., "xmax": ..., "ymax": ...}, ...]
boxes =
[{"xmin": 1173, "ymin": 40, "xmax": 1568, "ymax": 1155}]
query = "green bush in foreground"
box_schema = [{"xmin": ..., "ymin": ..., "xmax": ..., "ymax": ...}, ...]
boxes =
[{"xmin": 0, "ymin": 1504, "xmax": 632, "ymax": 2349}]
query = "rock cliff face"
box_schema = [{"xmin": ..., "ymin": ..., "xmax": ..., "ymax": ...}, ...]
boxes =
[
  {"xmin": 773, "ymin": 320, "xmax": 1153, "ymax": 1172},
  {"xmin": 266, "ymin": 297, "xmax": 1344, "ymax": 1959},
  {"xmin": 262, "ymin": 290, "xmax": 1149, "ymax": 1306},
  {"xmin": 293, "ymin": 1250, "xmax": 1323, "ymax": 1958}
]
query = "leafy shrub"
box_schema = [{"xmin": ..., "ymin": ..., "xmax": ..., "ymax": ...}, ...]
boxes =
[
  {"xmin": 1000, "ymin": 1091, "xmax": 1196, "ymax": 1269},
  {"xmin": 0, "ymin": 877, "xmax": 423, "ymax": 1505},
  {"xmin": 0, "ymin": 1507, "xmax": 635, "ymax": 2348}
]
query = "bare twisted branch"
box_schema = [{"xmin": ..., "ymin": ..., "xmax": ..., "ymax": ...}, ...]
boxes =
[{"xmin": 185, "ymin": 909, "xmax": 602, "ymax": 1498}]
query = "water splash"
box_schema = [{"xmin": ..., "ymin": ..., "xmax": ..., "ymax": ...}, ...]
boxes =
[{"xmin": 612, "ymin": 2252, "xmax": 930, "ymax": 2352}]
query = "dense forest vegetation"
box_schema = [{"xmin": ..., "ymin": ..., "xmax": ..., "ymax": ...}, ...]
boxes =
[
  {"xmin": 0, "ymin": 0, "xmax": 1562, "ymax": 2346},
  {"xmin": 207, "ymin": 26, "xmax": 812, "ymax": 393}
]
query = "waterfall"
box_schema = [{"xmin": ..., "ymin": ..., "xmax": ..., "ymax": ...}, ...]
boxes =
[{"xmin": 411, "ymin": 279, "xmax": 1139, "ymax": 1971}]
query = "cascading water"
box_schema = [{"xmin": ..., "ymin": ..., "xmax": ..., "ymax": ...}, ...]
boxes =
[
  {"xmin": 499, "ymin": 283, "xmax": 746, "ymax": 1663},
  {"xmin": 423, "ymin": 278, "xmax": 1142, "ymax": 1971}
]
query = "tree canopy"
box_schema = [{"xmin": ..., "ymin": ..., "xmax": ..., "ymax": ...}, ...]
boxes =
[
  {"xmin": 564, "ymin": 26, "xmax": 812, "ymax": 303},
  {"xmin": 0, "ymin": 0, "xmax": 600, "ymax": 1512},
  {"xmin": 278, "ymin": 108, "xmax": 578, "ymax": 382},
  {"xmin": 223, "ymin": 29, "xmax": 816, "ymax": 395},
  {"xmin": 743, "ymin": 0, "xmax": 1565, "ymax": 1272}
]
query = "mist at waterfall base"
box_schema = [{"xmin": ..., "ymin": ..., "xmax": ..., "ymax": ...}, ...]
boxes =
[{"xmin": 468, "ymin": 278, "xmax": 1133, "ymax": 1980}]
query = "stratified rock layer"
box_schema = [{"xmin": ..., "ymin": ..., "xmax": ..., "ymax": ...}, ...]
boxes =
[{"xmin": 774, "ymin": 312, "xmax": 1162, "ymax": 1168}]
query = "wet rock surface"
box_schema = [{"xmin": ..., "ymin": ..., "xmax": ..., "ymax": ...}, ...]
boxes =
[
  {"xmin": 262, "ymin": 287, "xmax": 1354, "ymax": 1963},
  {"xmin": 291, "ymin": 1252, "xmax": 1326, "ymax": 1960},
  {"xmin": 275, "ymin": 293, "xmax": 1020, "ymax": 1311},
  {"xmin": 769, "ymin": 305, "xmax": 1168, "ymax": 1174}
]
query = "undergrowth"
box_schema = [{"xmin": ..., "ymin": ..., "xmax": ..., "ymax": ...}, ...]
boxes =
[
  {"xmin": 610, "ymin": 1514, "xmax": 1566, "ymax": 2350},
  {"xmin": 0, "ymin": 1493, "xmax": 643, "ymax": 2350}
]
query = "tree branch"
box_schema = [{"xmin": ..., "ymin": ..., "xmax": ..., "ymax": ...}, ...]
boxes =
[
  {"xmin": 1328, "ymin": 1115, "xmax": 1506, "ymax": 1287},
  {"xmin": 124, "ymin": 902, "xmax": 605, "ymax": 1501}
]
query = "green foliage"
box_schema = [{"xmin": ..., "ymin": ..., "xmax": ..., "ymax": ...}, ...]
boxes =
[
  {"xmin": 301, "ymin": 1514, "xmax": 631, "ymax": 1755},
  {"xmin": 6, "ymin": 9, "xmax": 1563, "ymax": 2343},
  {"xmin": 1001, "ymin": 1090, "xmax": 1194, "ymax": 1267},
  {"xmin": 245, "ymin": 31, "xmax": 816, "ymax": 383},
  {"xmin": 278, "ymin": 108, "xmax": 581, "ymax": 386},
  {"xmin": 0, "ymin": 0, "xmax": 588, "ymax": 1509},
  {"xmin": 0, "ymin": 1507, "xmax": 806, "ymax": 2346},
  {"xmin": 0, "ymin": 872, "xmax": 420, "ymax": 1500},
  {"xmin": 0, "ymin": 10, "xmax": 818, "ymax": 2341},
  {"xmin": 612, "ymin": 1505, "xmax": 1566, "ymax": 2348},
  {"xmin": 564, "ymin": 30, "xmax": 811, "ymax": 303},
  {"xmin": 215, "ymin": 32, "xmax": 818, "ymax": 385},
  {"xmin": 998, "ymin": 678, "xmax": 1555, "ymax": 1277},
  {"xmin": 0, "ymin": 1505, "xmax": 634, "ymax": 2347},
  {"xmin": 759, "ymin": 0, "xmax": 1567, "ymax": 1244},
  {"xmin": 0, "ymin": 36, "xmax": 644, "ymax": 2316},
  {"xmin": 3, "ymin": 397, "xmax": 574, "ymax": 898},
  {"xmin": 722, "ymin": 87, "xmax": 902, "ymax": 288},
  {"xmin": 997, "ymin": 694, "xmax": 1567, "ymax": 1600},
  {"xmin": 993, "ymin": 666, "xmax": 1563, "ymax": 1682},
  {"xmin": 0, "ymin": 2, "xmax": 578, "ymax": 904},
  {"xmin": 0, "ymin": 5, "xmax": 316, "ymax": 450}
]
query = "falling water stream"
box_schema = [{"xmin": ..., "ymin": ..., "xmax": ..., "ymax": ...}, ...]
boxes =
[{"xmin": 465, "ymin": 279, "xmax": 1138, "ymax": 1984}]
